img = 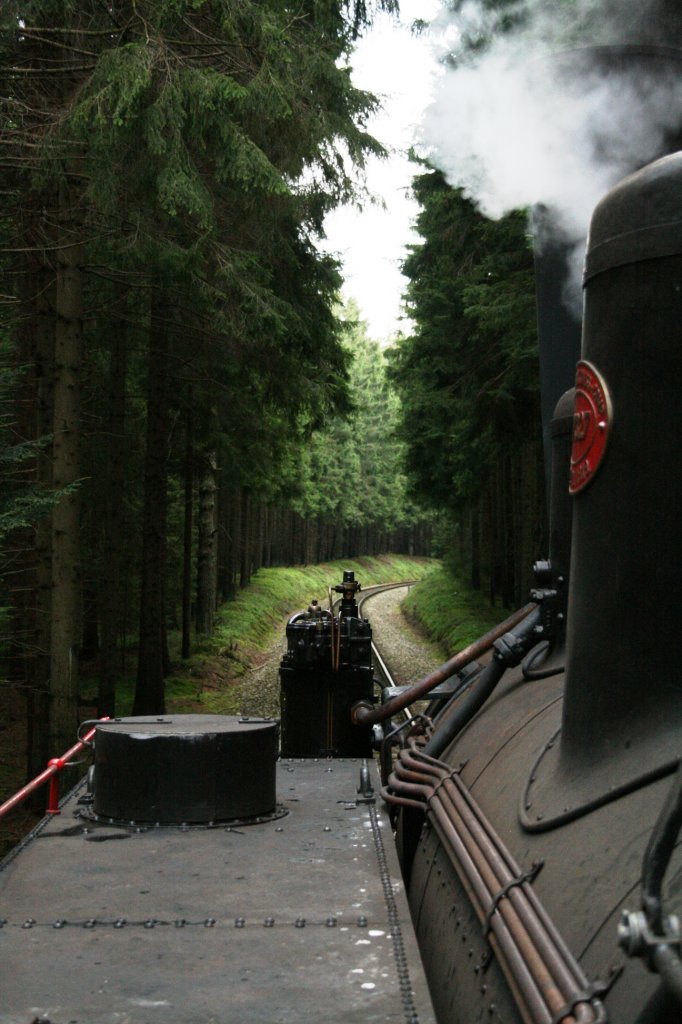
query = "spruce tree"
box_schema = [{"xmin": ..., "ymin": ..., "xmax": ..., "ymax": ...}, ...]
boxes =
[{"xmin": 1, "ymin": 0, "xmax": 403, "ymax": 732}]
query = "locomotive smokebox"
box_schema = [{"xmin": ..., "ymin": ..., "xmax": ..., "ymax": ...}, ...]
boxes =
[
  {"xmin": 561, "ymin": 151, "xmax": 682, "ymax": 771},
  {"xmin": 91, "ymin": 714, "xmax": 279, "ymax": 824}
]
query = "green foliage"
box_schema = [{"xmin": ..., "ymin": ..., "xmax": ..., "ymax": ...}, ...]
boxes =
[
  {"xmin": 284, "ymin": 300, "xmax": 430, "ymax": 537},
  {"xmin": 402, "ymin": 562, "xmax": 504, "ymax": 651},
  {"xmin": 1, "ymin": 0, "xmax": 430, "ymax": 728},
  {"xmin": 0, "ymin": 361, "xmax": 76, "ymax": 543},
  {"xmin": 0, "ymin": 484, "xmax": 79, "ymax": 542},
  {"xmin": 388, "ymin": 162, "xmax": 544, "ymax": 604},
  {"xmin": 389, "ymin": 165, "xmax": 539, "ymax": 513},
  {"xmin": 209, "ymin": 554, "xmax": 437, "ymax": 659}
]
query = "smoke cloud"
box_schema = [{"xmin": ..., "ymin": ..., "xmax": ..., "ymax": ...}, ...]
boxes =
[{"xmin": 420, "ymin": 0, "xmax": 682, "ymax": 305}]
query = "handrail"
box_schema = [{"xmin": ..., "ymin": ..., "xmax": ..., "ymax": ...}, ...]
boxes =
[{"xmin": 0, "ymin": 717, "xmax": 110, "ymax": 820}]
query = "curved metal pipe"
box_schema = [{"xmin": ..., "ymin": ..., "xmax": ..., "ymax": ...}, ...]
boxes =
[
  {"xmin": 385, "ymin": 742, "xmax": 606, "ymax": 1024},
  {"xmin": 616, "ymin": 760, "xmax": 682, "ymax": 1008},
  {"xmin": 651, "ymin": 945, "xmax": 682, "ymax": 1006},
  {"xmin": 351, "ymin": 602, "xmax": 537, "ymax": 726},
  {"xmin": 642, "ymin": 760, "xmax": 682, "ymax": 933},
  {"xmin": 423, "ymin": 606, "xmax": 543, "ymax": 758},
  {"xmin": 423, "ymin": 657, "xmax": 506, "ymax": 759}
]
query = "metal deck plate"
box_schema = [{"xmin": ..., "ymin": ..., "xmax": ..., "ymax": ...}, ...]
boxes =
[{"xmin": 0, "ymin": 758, "xmax": 436, "ymax": 1024}]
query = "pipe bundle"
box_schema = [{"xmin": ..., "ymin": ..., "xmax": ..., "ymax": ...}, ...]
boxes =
[{"xmin": 383, "ymin": 742, "xmax": 609, "ymax": 1024}]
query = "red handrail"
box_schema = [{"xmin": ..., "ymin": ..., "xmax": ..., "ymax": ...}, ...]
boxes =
[{"xmin": 0, "ymin": 717, "xmax": 110, "ymax": 820}]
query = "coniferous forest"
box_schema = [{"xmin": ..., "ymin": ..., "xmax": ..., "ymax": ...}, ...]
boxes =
[
  {"xmin": 388, "ymin": 165, "xmax": 546, "ymax": 610},
  {"xmin": 1, "ymin": 1, "xmax": 545, "ymax": 792}
]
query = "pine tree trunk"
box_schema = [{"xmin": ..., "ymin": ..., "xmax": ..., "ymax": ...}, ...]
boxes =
[
  {"xmin": 217, "ymin": 475, "xmax": 227, "ymax": 600},
  {"xmin": 30, "ymin": 249, "xmax": 55, "ymax": 782},
  {"xmin": 133, "ymin": 288, "xmax": 170, "ymax": 715},
  {"xmin": 240, "ymin": 488, "xmax": 252, "ymax": 587},
  {"xmin": 470, "ymin": 507, "xmax": 481, "ymax": 591},
  {"xmin": 196, "ymin": 452, "xmax": 218, "ymax": 635},
  {"xmin": 263, "ymin": 506, "xmax": 272, "ymax": 568},
  {"xmin": 227, "ymin": 487, "xmax": 241, "ymax": 599},
  {"xmin": 256, "ymin": 502, "xmax": 265, "ymax": 572},
  {"xmin": 333, "ymin": 517, "xmax": 343, "ymax": 560},
  {"xmin": 81, "ymin": 584, "xmax": 99, "ymax": 660},
  {"xmin": 98, "ymin": 312, "xmax": 127, "ymax": 715},
  {"xmin": 49, "ymin": 180, "xmax": 83, "ymax": 755},
  {"xmin": 181, "ymin": 404, "xmax": 193, "ymax": 658},
  {"xmin": 12, "ymin": 236, "xmax": 54, "ymax": 784}
]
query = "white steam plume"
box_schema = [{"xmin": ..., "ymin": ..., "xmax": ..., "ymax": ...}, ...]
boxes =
[{"xmin": 420, "ymin": 0, "xmax": 682, "ymax": 305}]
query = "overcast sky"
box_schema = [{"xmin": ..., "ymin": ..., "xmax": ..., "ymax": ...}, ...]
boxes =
[{"xmin": 322, "ymin": 1, "xmax": 444, "ymax": 342}]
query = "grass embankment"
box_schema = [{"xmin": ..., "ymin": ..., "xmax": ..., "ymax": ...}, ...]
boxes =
[
  {"xmin": 101, "ymin": 554, "xmax": 439, "ymax": 718},
  {"xmin": 157, "ymin": 556, "xmax": 508, "ymax": 716},
  {"xmin": 402, "ymin": 563, "xmax": 508, "ymax": 654},
  {"xmin": 112, "ymin": 556, "xmax": 509, "ymax": 717}
]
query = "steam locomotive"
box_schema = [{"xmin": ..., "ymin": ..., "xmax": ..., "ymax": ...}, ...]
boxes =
[
  {"xmin": 378, "ymin": 146, "xmax": 682, "ymax": 1024},
  {"xmin": 3, "ymin": 27, "xmax": 682, "ymax": 1022}
]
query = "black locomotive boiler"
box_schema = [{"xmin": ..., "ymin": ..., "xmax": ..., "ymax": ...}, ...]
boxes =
[{"xmin": 377, "ymin": 150, "xmax": 682, "ymax": 1024}]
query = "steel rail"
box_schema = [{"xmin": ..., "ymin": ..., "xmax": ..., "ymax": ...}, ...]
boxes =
[
  {"xmin": 383, "ymin": 741, "xmax": 607, "ymax": 1024},
  {"xmin": 356, "ymin": 581, "xmax": 413, "ymax": 693},
  {"xmin": 297, "ymin": 579, "xmax": 418, "ymax": 676},
  {"xmin": 0, "ymin": 718, "xmax": 109, "ymax": 820},
  {"xmin": 351, "ymin": 602, "xmax": 538, "ymax": 726}
]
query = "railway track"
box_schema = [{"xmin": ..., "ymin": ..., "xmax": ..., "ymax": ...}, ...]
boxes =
[
  {"xmin": 356, "ymin": 580, "xmax": 414, "ymax": 690},
  {"xmin": 356, "ymin": 582, "xmax": 418, "ymax": 784}
]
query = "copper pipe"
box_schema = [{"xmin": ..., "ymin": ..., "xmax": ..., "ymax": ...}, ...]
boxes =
[
  {"xmin": 432, "ymin": 775, "xmax": 593, "ymax": 1009},
  {"xmin": 351, "ymin": 602, "xmax": 537, "ymax": 726},
  {"xmin": 434, "ymin": 778, "xmax": 579, "ymax": 1020},
  {"xmin": 402, "ymin": 777, "xmax": 543, "ymax": 1024},
  {"xmin": 412, "ymin": 745, "xmax": 594, "ymax": 1002},
  {"xmin": 426, "ymin": 794, "xmax": 554, "ymax": 1024},
  {"xmin": 386, "ymin": 745, "xmax": 605, "ymax": 1024},
  {"xmin": 419, "ymin": 789, "xmax": 578, "ymax": 1023},
  {"xmin": 396, "ymin": 751, "xmax": 590, "ymax": 1018}
]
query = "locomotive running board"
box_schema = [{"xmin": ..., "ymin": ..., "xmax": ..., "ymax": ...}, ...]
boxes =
[{"xmin": 0, "ymin": 758, "xmax": 436, "ymax": 1023}]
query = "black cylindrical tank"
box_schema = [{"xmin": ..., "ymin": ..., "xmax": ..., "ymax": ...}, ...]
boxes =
[
  {"xmin": 92, "ymin": 714, "xmax": 279, "ymax": 823},
  {"xmin": 561, "ymin": 151, "xmax": 682, "ymax": 767},
  {"xmin": 533, "ymin": 41, "xmax": 682, "ymax": 487}
]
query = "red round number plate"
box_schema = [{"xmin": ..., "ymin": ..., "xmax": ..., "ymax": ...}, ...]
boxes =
[{"xmin": 569, "ymin": 360, "xmax": 612, "ymax": 495}]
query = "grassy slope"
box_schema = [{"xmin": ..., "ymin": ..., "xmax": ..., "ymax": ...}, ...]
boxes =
[
  {"xmin": 105, "ymin": 555, "xmax": 439, "ymax": 717},
  {"xmin": 158, "ymin": 555, "xmax": 509, "ymax": 717},
  {"xmin": 402, "ymin": 563, "xmax": 507, "ymax": 652}
]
